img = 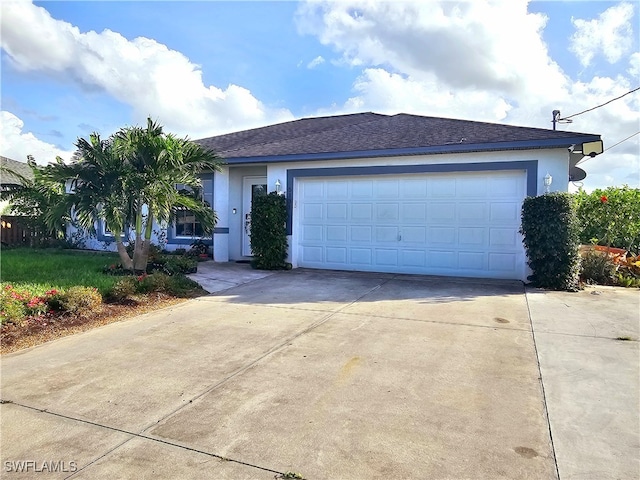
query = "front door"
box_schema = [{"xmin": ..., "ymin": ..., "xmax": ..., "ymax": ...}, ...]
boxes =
[{"xmin": 242, "ymin": 176, "xmax": 267, "ymax": 256}]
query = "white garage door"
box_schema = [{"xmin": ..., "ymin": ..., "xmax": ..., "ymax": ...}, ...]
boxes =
[{"xmin": 295, "ymin": 171, "xmax": 527, "ymax": 279}]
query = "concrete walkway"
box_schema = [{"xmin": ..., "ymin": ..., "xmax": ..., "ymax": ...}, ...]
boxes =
[
  {"xmin": 1, "ymin": 267, "xmax": 638, "ymax": 479},
  {"xmin": 526, "ymin": 285, "xmax": 640, "ymax": 480}
]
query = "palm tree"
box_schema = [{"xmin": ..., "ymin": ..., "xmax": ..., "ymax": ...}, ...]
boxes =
[
  {"xmin": 54, "ymin": 118, "xmax": 222, "ymax": 272},
  {"xmin": 53, "ymin": 134, "xmax": 136, "ymax": 268}
]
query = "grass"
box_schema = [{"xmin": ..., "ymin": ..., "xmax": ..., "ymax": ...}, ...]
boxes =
[{"xmin": 1, "ymin": 247, "xmax": 120, "ymax": 295}]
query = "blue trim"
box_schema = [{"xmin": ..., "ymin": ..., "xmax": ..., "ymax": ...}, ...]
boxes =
[
  {"xmin": 223, "ymin": 136, "xmax": 599, "ymax": 165},
  {"xmin": 165, "ymin": 228, "xmax": 228, "ymax": 245},
  {"xmin": 285, "ymin": 161, "xmax": 538, "ymax": 234},
  {"xmin": 96, "ymin": 220, "xmax": 129, "ymax": 242}
]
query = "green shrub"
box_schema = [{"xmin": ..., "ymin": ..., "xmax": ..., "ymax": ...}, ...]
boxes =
[
  {"xmin": 520, "ymin": 192, "xmax": 581, "ymax": 291},
  {"xmin": 58, "ymin": 286, "xmax": 102, "ymax": 314},
  {"xmin": 147, "ymin": 255, "xmax": 197, "ymax": 275},
  {"xmin": 108, "ymin": 277, "xmax": 137, "ymax": 301},
  {"xmin": 107, "ymin": 272, "xmax": 201, "ymax": 300},
  {"xmin": 580, "ymin": 249, "xmax": 617, "ymax": 285},
  {"xmin": 250, "ymin": 191, "xmax": 288, "ymax": 270},
  {"xmin": 1, "ymin": 284, "xmax": 61, "ymax": 324},
  {"xmin": 575, "ymin": 186, "xmax": 640, "ymax": 253}
]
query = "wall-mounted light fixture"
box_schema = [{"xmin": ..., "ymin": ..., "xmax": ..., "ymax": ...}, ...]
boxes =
[
  {"xmin": 275, "ymin": 179, "xmax": 282, "ymax": 194},
  {"xmin": 544, "ymin": 172, "xmax": 553, "ymax": 193},
  {"xmin": 232, "ymin": 208, "xmax": 237, "ymax": 214}
]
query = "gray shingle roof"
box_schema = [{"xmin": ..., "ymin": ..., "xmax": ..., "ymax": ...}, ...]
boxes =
[
  {"xmin": 196, "ymin": 112, "xmax": 600, "ymax": 162},
  {"xmin": 1, "ymin": 156, "xmax": 34, "ymax": 185}
]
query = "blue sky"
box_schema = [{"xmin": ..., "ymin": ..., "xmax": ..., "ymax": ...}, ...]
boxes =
[{"xmin": 1, "ymin": 0, "xmax": 638, "ymax": 191}]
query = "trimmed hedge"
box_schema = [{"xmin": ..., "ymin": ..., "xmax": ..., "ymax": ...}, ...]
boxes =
[
  {"xmin": 520, "ymin": 193, "xmax": 581, "ymax": 291},
  {"xmin": 249, "ymin": 191, "xmax": 288, "ymax": 270}
]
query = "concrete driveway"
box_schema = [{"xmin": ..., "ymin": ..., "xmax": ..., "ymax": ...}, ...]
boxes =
[{"xmin": 1, "ymin": 267, "xmax": 638, "ymax": 479}]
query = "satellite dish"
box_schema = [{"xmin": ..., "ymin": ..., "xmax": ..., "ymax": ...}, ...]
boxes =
[{"xmin": 569, "ymin": 166, "xmax": 587, "ymax": 182}]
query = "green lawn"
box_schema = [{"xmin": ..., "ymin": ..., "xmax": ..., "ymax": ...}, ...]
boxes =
[{"xmin": 1, "ymin": 248, "xmax": 120, "ymax": 295}]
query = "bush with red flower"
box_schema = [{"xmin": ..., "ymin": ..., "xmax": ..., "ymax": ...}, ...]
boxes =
[
  {"xmin": 0, "ymin": 283, "xmax": 101, "ymax": 325},
  {"xmin": 575, "ymin": 186, "xmax": 640, "ymax": 253}
]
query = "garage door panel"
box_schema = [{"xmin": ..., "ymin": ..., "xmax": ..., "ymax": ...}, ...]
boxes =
[
  {"xmin": 351, "ymin": 248, "xmax": 372, "ymax": 265},
  {"xmin": 302, "ymin": 182, "xmax": 324, "ymax": 199},
  {"xmin": 375, "ymin": 249, "xmax": 398, "ymax": 266},
  {"xmin": 326, "ymin": 247, "xmax": 347, "ymax": 264},
  {"xmin": 459, "ymin": 251, "xmax": 486, "ymax": 270},
  {"xmin": 327, "ymin": 225, "xmax": 347, "ymax": 242},
  {"xmin": 326, "ymin": 181, "xmax": 349, "ymax": 198},
  {"xmin": 459, "ymin": 227, "xmax": 486, "ymax": 246},
  {"xmin": 376, "ymin": 179, "xmax": 400, "ymax": 197},
  {"xmin": 490, "ymin": 228, "xmax": 518, "ymax": 247},
  {"xmin": 490, "ymin": 176, "xmax": 524, "ymax": 197},
  {"xmin": 401, "ymin": 203, "xmax": 427, "ymax": 221},
  {"xmin": 490, "ymin": 203, "xmax": 519, "ymax": 222},
  {"xmin": 376, "ymin": 227, "xmax": 399, "ymax": 242},
  {"xmin": 489, "ymin": 253, "xmax": 517, "ymax": 271},
  {"xmin": 376, "ymin": 203, "xmax": 399, "ymax": 221},
  {"xmin": 326, "ymin": 203, "xmax": 347, "ymax": 220},
  {"xmin": 428, "ymin": 227, "xmax": 456, "ymax": 244},
  {"xmin": 303, "ymin": 203, "xmax": 323, "ymax": 220},
  {"xmin": 302, "ymin": 246, "xmax": 323, "ymax": 263},
  {"xmin": 430, "ymin": 250, "xmax": 457, "ymax": 268},
  {"xmin": 296, "ymin": 171, "xmax": 526, "ymax": 279},
  {"xmin": 429, "ymin": 203, "xmax": 456, "ymax": 221},
  {"xmin": 430, "ymin": 177, "xmax": 457, "ymax": 197},
  {"xmin": 459, "ymin": 203, "xmax": 487, "ymax": 221},
  {"xmin": 401, "ymin": 250, "xmax": 426, "ymax": 267},
  {"xmin": 458, "ymin": 176, "xmax": 488, "ymax": 197},
  {"xmin": 351, "ymin": 181, "xmax": 373, "ymax": 198},
  {"xmin": 351, "ymin": 204, "xmax": 373, "ymax": 220},
  {"xmin": 302, "ymin": 225, "xmax": 323, "ymax": 241},
  {"xmin": 351, "ymin": 226, "xmax": 372, "ymax": 242},
  {"xmin": 401, "ymin": 179, "xmax": 428, "ymax": 197},
  {"xmin": 402, "ymin": 226, "xmax": 427, "ymax": 243}
]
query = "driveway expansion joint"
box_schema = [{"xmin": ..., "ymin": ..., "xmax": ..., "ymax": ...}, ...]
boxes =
[
  {"xmin": 524, "ymin": 288, "xmax": 561, "ymax": 480},
  {"xmin": 4, "ymin": 400, "xmax": 287, "ymax": 479}
]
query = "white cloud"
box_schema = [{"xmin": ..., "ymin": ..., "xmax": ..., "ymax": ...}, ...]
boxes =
[
  {"xmin": 0, "ymin": 111, "xmax": 74, "ymax": 165},
  {"xmin": 307, "ymin": 55, "xmax": 326, "ymax": 69},
  {"xmin": 629, "ymin": 52, "xmax": 640, "ymax": 78},
  {"xmin": 0, "ymin": 0, "xmax": 293, "ymax": 138},
  {"xmin": 569, "ymin": 2, "xmax": 635, "ymax": 67},
  {"xmin": 297, "ymin": 0, "xmax": 567, "ymax": 99},
  {"xmin": 297, "ymin": 0, "xmax": 639, "ymax": 191}
]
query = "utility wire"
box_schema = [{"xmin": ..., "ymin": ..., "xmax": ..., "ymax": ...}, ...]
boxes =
[
  {"xmin": 578, "ymin": 131, "xmax": 640, "ymax": 165},
  {"xmin": 605, "ymin": 131, "xmax": 640, "ymax": 152},
  {"xmin": 559, "ymin": 86, "xmax": 640, "ymax": 121}
]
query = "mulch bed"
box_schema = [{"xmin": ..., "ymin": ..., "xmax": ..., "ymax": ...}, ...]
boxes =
[{"xmin": 1, "ymin": 293, "xmax": 189, "ymax": 355}]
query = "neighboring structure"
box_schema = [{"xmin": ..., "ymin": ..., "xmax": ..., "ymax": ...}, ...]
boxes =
[
  {"xmin": 73, "ymin": 112, "xmax": 602, "ymax": 281},
  {"xmin": 0, "ymin": 156, "xmax": 33, "ymax": 214},
  {"xmin": 1, "ymin": 156, "xmax": 36, "ymax": 245}
]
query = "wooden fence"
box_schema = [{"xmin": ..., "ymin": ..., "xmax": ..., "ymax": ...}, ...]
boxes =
[{"xmin": 0, "ymin": 216, "xmax": 55, "ymax": 246}]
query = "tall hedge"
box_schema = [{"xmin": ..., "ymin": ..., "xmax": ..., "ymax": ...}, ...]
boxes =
[
  {"xmin": 520, "ymin": 193, "xmax": 581, "ymax": 291},
  {"xmin": 249, "ymin": 192, "xmax": 288, "ymax": 270},
  {"xmin": 574, "ymin": 186, "xmax": 640, "ymax": 253}
]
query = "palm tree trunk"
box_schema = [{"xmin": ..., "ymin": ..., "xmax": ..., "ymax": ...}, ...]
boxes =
[
  {"xmin": 112, "ymin": 228, "xmax": 134, "ymax": 270},
  {"xmin": 132, "ymin": 205, "xmax": 145, "ymax": 273},
  {"xmin": 137, "ymin": 211, "xmax": 155, "ymax": 273}
]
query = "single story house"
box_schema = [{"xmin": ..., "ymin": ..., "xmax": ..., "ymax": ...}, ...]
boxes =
[{"xmin": 73, "ymin": 112, "xmax": 602, "ymax": 281}]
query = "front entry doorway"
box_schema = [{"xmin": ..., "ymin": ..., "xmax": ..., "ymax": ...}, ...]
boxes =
[{"xmin": 242, "ymin": 176, "xmax": 267, "ymax": 256}]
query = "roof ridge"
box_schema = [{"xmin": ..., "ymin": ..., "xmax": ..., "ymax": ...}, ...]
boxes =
[{"xmin": 210, "ymin": 112, "xmax": 389, "ymax": 155}]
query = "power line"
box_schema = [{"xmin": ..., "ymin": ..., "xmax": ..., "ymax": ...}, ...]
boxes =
[
  {"xmin": 578, "ymin": 131, "xmax": 640, "ymax": 165},
  {"xmin": 559, "ymin": 86, "xmax": 640, "ymax": 121},
  {"xmin": 605, "ymin": 131, "xmax": 640, "ymax": 153}
]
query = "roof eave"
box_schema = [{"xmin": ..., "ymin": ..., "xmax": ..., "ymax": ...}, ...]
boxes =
[{"xmin": 221, "ymin": 135, "xmax": 602, "ymax": 165}]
